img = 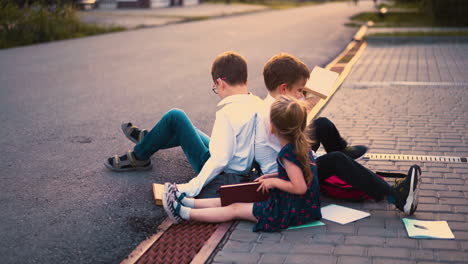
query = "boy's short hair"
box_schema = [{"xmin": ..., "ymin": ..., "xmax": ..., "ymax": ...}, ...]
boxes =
[
  {"xmin": 263, "ymin": 53, "xmax": 310, "ymax": 92},
  {"xmin": 211, "ymin": 51, "xmax": 248, "ymax": 86}
]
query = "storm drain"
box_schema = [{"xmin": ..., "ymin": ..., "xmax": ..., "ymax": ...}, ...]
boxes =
[
  {"xmin": 362, "ymin": 153, "xmax": 467, "ymax": 163},
  {"xmin": 135, "ymin": 222, "xmax": 219, "ymax": 264}
]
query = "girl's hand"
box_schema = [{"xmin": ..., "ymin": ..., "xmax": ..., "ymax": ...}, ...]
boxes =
[{"xmin": 256, "ymin": 178, "xmax": 276, "ymax": 194}]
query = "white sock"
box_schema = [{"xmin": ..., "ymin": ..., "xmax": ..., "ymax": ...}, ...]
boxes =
[
  {"xmin": 176, "ymin": 191, "xmax": 195, "ymax": 208},
  {"xmin": 173, "ymin": 201, "xmax": 191, "ymax": 220}
]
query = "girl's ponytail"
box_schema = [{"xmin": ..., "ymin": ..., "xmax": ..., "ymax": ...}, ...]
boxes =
[{"xmin": 271, "ymin": 96, "xmax": 315, "ymax": 184}]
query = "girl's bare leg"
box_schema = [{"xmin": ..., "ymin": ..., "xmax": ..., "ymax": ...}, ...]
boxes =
[
  {"xmin": 193, "ymin": 198, "xmax": 222, "ymax": 208},
  {"xmin": 189, "ymin": 203, "xmax": 257, "ymax": 223}
]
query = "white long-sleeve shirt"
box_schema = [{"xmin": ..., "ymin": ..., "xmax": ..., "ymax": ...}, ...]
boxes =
[
  {"xmin": 178, "ymin": 93, "xmax": 263, "ymax": 197},
  {"xmin": 254, "ymin": 94, "xmax": 282, "ymax": 174}
]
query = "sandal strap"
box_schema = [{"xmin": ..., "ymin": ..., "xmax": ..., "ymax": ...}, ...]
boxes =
[
  {"xmin": 114, "ymin": 155, "xmax": 120, "ymax": 169},
  {"xmin": 127, "ymin": 150, "xmax": 136, "ymax": 166},
  {"xmin": 174, "ymin": 200, "xmax": 181, "ymax": 215},
  {"xmin": 176, "ymin": 192, "xmax": 186, "ymax": 203},
  {"xmin": 123, "ymin": 123, "xmax": 138, "ymax": 136},
  {"xmin": 139, "ymin": 129, "xmax": 147, "ymax": 142}
]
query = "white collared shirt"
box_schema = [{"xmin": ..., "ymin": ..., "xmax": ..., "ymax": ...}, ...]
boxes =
[
  {"xmin": 178, "ymin": 93, "xmax": 263, "ymax": 197},
  {"xmin": 254, "ymin": 94, "xmax": 282, "ymax": 174}
]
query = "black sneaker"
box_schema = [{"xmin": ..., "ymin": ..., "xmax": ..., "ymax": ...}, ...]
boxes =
[
  {"xmin": 392, "ymin": 165, "xmax": 422, "ymax": 215},
  {"xmin": 342, "ymin": 145, "xmax": 368, "ymax": 159}
]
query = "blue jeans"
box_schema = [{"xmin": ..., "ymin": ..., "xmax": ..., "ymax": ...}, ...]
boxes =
[{"xmin": 133, "ymin": 109, "xmax": 211, "ymax": 174}]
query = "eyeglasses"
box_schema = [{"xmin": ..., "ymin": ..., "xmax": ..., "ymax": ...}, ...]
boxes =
[{"xmin": 212, "ymin": 77, "xmax": 226, "ymax": 94}]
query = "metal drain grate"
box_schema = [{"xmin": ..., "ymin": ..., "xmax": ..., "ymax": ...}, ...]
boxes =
[
  {"xmin": 362, "ymin": 153, "xmax": 467, "ymax": 163},
  {"xmin": 135, "ymin": 222, "xmax": 219, "ymax": 264},
  {"xmin": 316, "ymin": 152, "xmax": 467, "ymax": 163}
]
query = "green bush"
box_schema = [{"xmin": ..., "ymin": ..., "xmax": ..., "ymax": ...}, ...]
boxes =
[
  {"xmin": 394, "ymin": 0, "xmax": 468, "ymax": 26},
  {"xmin": 0, "ymin": 1, "xmax": 124, "ymax": 49},
  {"xmin": 421, "ymin": 0, "xmax": 468, "ymax": 26}
]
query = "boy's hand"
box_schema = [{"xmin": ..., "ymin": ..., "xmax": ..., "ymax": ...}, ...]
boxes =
[
  {"xmin": 254, "ymin": 173, "xmax": 278, "ymax": 182},
  {"xmin": 257, "ymin": 178, "xmax": 275, "ymax": 194}
]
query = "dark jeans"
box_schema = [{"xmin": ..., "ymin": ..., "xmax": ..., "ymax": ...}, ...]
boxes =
[
  {"xmin": 316, "ymin": 152, "xmax": 391, "ymax": 201},
  {"xmin": 309, "ymin": 117, "xmax": 348, "ymax": 153}
]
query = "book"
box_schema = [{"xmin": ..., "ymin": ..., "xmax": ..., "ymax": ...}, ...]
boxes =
[
  {"xmin": 153, "ymin": 183, "xmax": 164, "ymax": 206},
  {"xmin": 402, "ymin": 218, "xmax": 455, "ymax": 239},
  {"xmin": 321, "ymin": 204, "xmax": 370, "ymax": 225},
  {"xmin": 219, "ymin": 182, "xmax": 270, "ymax": 207},
  {"xmin": 304, "ymin": 66, "xmax": 339, "ymax": 99}
]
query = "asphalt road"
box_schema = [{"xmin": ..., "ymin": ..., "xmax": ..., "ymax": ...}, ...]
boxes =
[{"xmin": 0, "ymin": 2, "xmax": 372, "ymax": 263}]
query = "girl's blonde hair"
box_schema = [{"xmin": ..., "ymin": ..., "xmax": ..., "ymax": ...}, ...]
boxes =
[{"xmin": 270, "ymin": 95, "xmax": 315, "ymax": 184}]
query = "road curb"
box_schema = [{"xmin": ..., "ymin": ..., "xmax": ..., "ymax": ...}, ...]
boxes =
[
  {"xmin": 120, "ymin": 25, "xmax": 369, "ymax": 264},
  {"xmin": 307, "ymin": 25, "xmax": 368, "ymax": 123}
]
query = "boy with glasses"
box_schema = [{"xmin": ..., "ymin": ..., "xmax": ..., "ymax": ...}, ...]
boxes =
[{"xmin": 105, "ymin": 51, "xmax": 262, "ymax": 198}]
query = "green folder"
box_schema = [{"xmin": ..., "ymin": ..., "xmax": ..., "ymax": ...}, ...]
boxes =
[
  {"xmin": 402, "ymin": 218, "xmax": 455, "ymax": 239},
  {"xmin": 287, "ymin": 221, "xmax": 325, "ymax": 230}
]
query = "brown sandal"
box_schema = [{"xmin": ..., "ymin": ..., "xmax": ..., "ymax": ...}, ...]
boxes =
[{"xmin": 104, "ymin": 150, "xmax": 152, "ymax": 172}]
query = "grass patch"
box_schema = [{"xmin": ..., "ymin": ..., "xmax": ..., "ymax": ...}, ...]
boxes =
[
  {"xmin": 369, "ymin": 31, "xmax": 468, "ymax": 37},
  {"xmin": 204, "ymin": 0, "xmax": 319, "ymax": 10},
  {"xmin": 351, "ymin": 11, "xmax": 434, "ymax": 27},
  {"xmin": 378, "ymin": 1, "xmax": 420, "ymax": 9},
  {"xmin": 0, "ymin": 2, "xmax": 125, "ymax": 49}
]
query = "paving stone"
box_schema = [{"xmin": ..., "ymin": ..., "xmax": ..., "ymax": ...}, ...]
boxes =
[
  {"xmin": 453, "ymin": 231, "xmax": 468, "ymax": 240},
  {"xmin": 368, "ymin": 247, "xmax": 411, "ymax": 258},
  {"xmin": 228, "ymin": 230, "xmax": 259, "ymax": 242},
  {"xmin": 417, "ymin": 204, "xmax": 453, "ymax": 213},
  {"xmin": 344, "ymin": 235, "xmax": 385, "ymax": 246},
  {"xmin": 213, "ymin": 252, "xmax": 260, "ymax": 264},
  {"xmin": 308, "ymin": 234, "xmax": 344, "ymax": 245},
  {"xmin": 253, "ymin": 242, "xmax": 293, "ymax": 253},
  {"xmin": 222, "ymin": 240, "xmax": 253, "ymax": 253},
  {"xmin": 410, "ymin": 249, "xmax": 436, "ymax": 261},
  {"xmin": 281, "ymin": 229, "xmax": 311, "ymax": 244},
  {"xmin": 337, "ymin": 256, "xmax": 370, "ymax": 264},
  {"xmin": 285, "ymin": 254, "xmax": 337, "ymax": 264},
  {"xmin": 334, "ymin": 245, "xmax": 366, "ymax": 256},
  {"xmin": 372, "ymin": 258, "xmax": 416, "ymax": 264},
  {"xmin": 258, "ymin": 254, "xmax": 286, "ymax": 264},
  {"xmin": 453, "ymin": 206, "xmax": 468, "ymax": 213},
  {"xmin": 385, "ymin": 237, "xmax": 418, "ymax": 248},
  {"xmin": 327, "ymin": 224, "xmax": 356, "ymax": 235},
  {"xmin": 420, "ymin": 239, "xmax": 460, "ymax": 250},
  {"xmin": 437, "ymin": 191, "xmax": 465, "ymax": 198},
  {"xmin": 439, "ymin": 198, "xmax": 467, "ymax": 205},
  {"xmin": 258, "ymin": 232, "xmax": 282, "ymax": 243},
  {"xmin": 437, "ymin": 250, "xmax": 468, "ymax": 262},
  {"xmin": 449, "ymin": 222, "xmax": 468, "ymax": 231},
  {"xmin": 358, "ymin": 227, "xmax": 397, "ymax": 237},
  {"xmin": 290, "ymin": 244, "xmax": 335, "ymax": 254}
]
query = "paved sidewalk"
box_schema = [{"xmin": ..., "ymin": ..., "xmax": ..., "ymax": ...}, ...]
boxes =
[
  {"xmin": 78, "ymin": 3, "xmax": 269, "ymax": 28},
  {"xmin": 368, "ymin": 27, "xmax": 468, "ymax": 35},
  {"xmin": 211, "ymin": 39, "xmax": 468, "ymax": 263}
]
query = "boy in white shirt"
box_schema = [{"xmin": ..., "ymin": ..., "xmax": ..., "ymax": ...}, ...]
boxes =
[
  {"xmin": 255, "ymin": 53, "xmax": 421, "ymax": 215},
  {"xmin": 105, "ymin": 51, "xmax": 262, "ymax": 198}
]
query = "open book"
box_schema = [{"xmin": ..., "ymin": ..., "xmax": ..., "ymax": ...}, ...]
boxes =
[
  {"xmin": 304, "ymin": 66, "xmax": 339, "ymax": 99},
  {"xmin": 220, "ymin": 182, "xmax": 270, "ymax": 206}
]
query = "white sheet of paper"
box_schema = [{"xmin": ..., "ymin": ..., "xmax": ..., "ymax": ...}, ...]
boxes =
[
  {"xmin": 402, "ymin": 218, "xmax": 455, "ymax": 239},
  {"xmin": 321, "ymin": 204, "xmax": 370, "ymax": 225},
  {"xmin": 305, "ymin": 66, "xmax": 339, "ymax": 99}
]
